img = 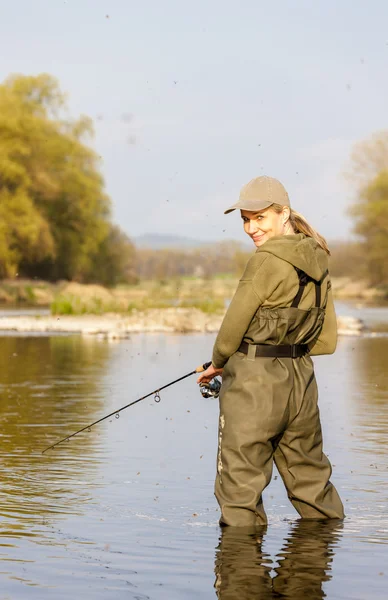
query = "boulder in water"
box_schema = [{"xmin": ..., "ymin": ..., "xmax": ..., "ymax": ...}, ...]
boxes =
[{"xmin": 337, "ymin": 315, "xmax": 366, "ymax": 336}]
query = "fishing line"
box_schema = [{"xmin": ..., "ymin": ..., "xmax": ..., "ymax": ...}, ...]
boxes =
[{"xmin": 42, "ymin": 361, "xmax": 212, "ymax": 454}]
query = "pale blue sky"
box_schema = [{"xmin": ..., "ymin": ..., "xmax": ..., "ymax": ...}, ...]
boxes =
[{"xmin": 1, "ymin": 0, "xmax": 387, "ymax": 243}]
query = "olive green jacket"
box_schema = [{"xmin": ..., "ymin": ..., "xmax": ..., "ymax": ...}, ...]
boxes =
[{"xmin": 212, "ymin": 234, "xmax": 337, "ymax": 369}]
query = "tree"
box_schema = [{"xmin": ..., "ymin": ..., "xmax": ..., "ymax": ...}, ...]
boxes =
[
  {"xmin": 348, "ymin": 132, "xmax": 388, "ymax": 287},
  {"xmin": 88, "ymin": 225, "xmax": 137, "ymax": 286},
  {"xmin": 350, "ymin": 170, "xmax": 388, "ymax": 285},
  {"xmin": 0, "ymin": 188, "xmax": 55, "ymax": 278},
  {"xmin": 0, "ymin": 73, "xmax": 134, "ymax": 283},
  {"xmin": 329, "ymin": 241, "xmax": 364, "ymax": 279},
  {"xmin": 347, "ymin": 131, "xmax": 388, "ymax": 189},
  {"xmin": 135, "ymin": 242, "xmax": 252, "ymax": 279}
]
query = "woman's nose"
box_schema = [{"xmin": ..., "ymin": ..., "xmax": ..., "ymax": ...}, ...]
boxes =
[{"xmin": 248, "ymin": 220, "xmax": 258, "ymax": 234}]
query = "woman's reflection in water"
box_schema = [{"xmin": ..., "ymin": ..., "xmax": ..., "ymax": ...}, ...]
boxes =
[{"xmin": 214, "ymin": 519, "xmax": 343, "ymax": 599}]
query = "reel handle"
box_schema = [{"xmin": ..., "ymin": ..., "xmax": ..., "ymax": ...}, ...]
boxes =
[{"xmin": 196, "ymin": 361, "xmax": 212, "ymax": 373}]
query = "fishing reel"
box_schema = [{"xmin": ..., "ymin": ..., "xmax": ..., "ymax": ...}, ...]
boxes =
[{"xmin": 199, "ymin": 377, "xmax": 222, "ymax": 399}]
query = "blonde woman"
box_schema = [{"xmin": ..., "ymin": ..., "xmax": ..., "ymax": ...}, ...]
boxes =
[{"xmin": 198, "ymin": 176, "xmax": 344, "ymax": 527}]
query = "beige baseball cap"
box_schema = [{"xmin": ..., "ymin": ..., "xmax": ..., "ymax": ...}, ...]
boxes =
[{"xmin": 224, "ymin": 176, "xmax": 290, "ymax": 214}]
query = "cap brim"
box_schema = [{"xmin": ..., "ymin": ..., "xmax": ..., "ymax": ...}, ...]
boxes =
[{"xmin": 224, "ymin": 199, "xmax": 273, "ymax": 215}]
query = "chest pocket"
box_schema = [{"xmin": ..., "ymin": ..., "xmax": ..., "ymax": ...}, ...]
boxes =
[{"xmin": 245, "ymin": 268, "xmax": 329, "ymax": 346}]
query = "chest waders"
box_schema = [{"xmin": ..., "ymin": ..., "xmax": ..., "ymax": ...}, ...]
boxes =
[{"xmin": 215, "ymin": 268, "xmax": 345, "ymax": 527}]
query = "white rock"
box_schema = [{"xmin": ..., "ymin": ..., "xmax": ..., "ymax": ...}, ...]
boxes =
[{"xmin": 337, "ymin": 315, "xmax": 366, "ymax": 336}]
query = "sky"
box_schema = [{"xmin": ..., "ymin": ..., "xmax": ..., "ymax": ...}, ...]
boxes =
[{"xmin": 0, "ymin": 0, "xmax": 387, "ymax": 245}]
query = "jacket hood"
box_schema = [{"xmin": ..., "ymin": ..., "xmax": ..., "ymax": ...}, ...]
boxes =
[{"xmin": 258, "ymin": 233, "xmax": 328, "ymax": 281}]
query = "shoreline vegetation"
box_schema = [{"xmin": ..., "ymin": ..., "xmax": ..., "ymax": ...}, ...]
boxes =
[
  {"xmin": 0, "ymin": 276, "xmax": 386, "ymax": 311},
  {"xmin": 0, "ymin": 277, "xmax": 385, "ymax": 337}
]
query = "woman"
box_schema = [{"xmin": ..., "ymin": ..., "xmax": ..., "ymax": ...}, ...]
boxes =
[{"xmin": 198, "ymin": 175, "xmax": 345, "ymax": 527}]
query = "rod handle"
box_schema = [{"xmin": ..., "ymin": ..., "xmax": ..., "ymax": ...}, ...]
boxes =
[{"xmin": 196, "ymin": 361, "xmax": 212, "ymax": 373}]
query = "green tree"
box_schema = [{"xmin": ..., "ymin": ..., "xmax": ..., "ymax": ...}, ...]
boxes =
[
  {"xmin": 0, "ymin": 73, "xmax": 134, "ymax": 282},
  {"xmin": 350, "ymin": 170, "xmax": 388, "ymax": 285},
  {"xmin": 347, "ymin": 131, "xmax": 388, "ymax": 286},
  {"xmin": 88, "ymin": 224, "xmax": 137, "ymax": 286}
]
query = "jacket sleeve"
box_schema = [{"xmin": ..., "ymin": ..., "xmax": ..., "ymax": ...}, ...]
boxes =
[
  {"xmin": 308, "ymin": 280, "xmax": 338, "ymax": 356},
  {"xmin": 212, "ymin": 253, "xmax": 279, "ymax": 368}
]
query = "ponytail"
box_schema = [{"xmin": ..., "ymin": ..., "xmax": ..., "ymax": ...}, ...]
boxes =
[
  {"xmin": 290, "ymin": 210, "xmax": 331, "ymax": 255},
  {"xmin": 271, "ymin": 204, "xmax": 331, "ymax": 255}
]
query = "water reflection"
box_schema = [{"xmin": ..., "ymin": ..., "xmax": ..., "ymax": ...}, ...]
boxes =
[
  {"xmin": 347, "ymin": 337, "xmax": 388, "ymax": 454},
  {"xmin": 214, "ymin": 520, "xmax": 343, "ymax": 599},
  {"xmin": 0, "ymin": 335, "xmax": 111, "ymax": 537},
  {"xmin": 352, "ymin": 337, "xmax": 388, "ymax": 398}
]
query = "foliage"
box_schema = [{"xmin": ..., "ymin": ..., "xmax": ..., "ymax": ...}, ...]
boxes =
[
  {"xmin": 350, "ymin": 170, "xmax": 388, "ymax": 285},
  {"xmin": 135, "ymin": 241, "xmax": 253, "ymax": 279},
  {"xmin": 51, "ymin": 295, "xmax": 121, "ymax": 315},
  {"xmin": 179, "ymin": 298, "xmax": 225, "ymax": 313},
  {"xmin": 0, "ymin": 275, "xmax": 238, "ymax": 313},
  {"xmin": 347, "ymin": 131, "xmax": 388, "ymax": 190},
  {"xmin": 329, "ymin": 241, "xmax": 366, "ymax": 279},
  {"xmin": 0, "ymin": 73, "xmax": 135, "ymax": 283},
  {"xmin": 346, "ymin": 131, "xmax": 388, "ymax": 287},
  {"xmin": 51, "ymin": 289, "xmax": 226, "ymax": 316},
  {"xmin": 87, "ymin": 225, "xmax": 137, "ymax": 287}
]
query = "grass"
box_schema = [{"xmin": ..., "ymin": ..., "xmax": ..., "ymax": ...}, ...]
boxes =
[
  {"xmin": 51, "ymin": 296, "xmax": 226, "ymax": 316},
  {"xmin": 2, "ymin": 273, "xmax": 388, "ymax": 316},
  {"xmin": 50, "ymin": 278, "xmax": 231, "ymax": 316},
  {"xmin": 1, "ymin": 276, "xmax": 238, "ymax": 315},
  {"xmin": 24, "ymin": 285, "xmax": 36, "ymax": 302},
  {"xmin": 0, "ymin": 280, "xmax": 52, "ymax": 304},
  {"xmin": 179, "ymin": 298, "xmax": 225, "ymax": 313},
  {"xmin": 51, "ymin": 295, "xmax": 124, "ymax": 316}
]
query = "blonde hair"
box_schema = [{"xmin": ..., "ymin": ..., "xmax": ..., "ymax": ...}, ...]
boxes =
[{"xmin": 271, "ymin": 204, "xmax": 331, "ymax": 255}]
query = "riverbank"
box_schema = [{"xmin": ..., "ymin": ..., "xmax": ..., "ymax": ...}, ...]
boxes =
[
  {"xmin": 0, "ymin": 309, "xmax": 222, "ymax": 338},
  {"xmin": 0, "ymin": 278, "xmax": 232, "ymax": 314},
  {"xmin": 331, "ymin": 277, "xmax": 387, "ymax": 301},
  {"xmin": 0, "ymin": 310, "xmax": 368, "ymax": 338},
  {"xmin": 0, "ymin": 276, "xmax": 386, "ymax": 313},
  {"xmin": 0, "ymin": 277, "xmax": 382, "ymax": 337}
]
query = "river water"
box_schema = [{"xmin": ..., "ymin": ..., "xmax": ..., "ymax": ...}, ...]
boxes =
[{"xmin": 0, "ymin": 303, "xmax": 387, "ymax": 599}]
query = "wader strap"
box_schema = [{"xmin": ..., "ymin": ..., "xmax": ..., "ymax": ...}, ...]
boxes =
[
  {"xmin": 291, "ymin": 268, "xmax": 329, "ymax": 309},
  {"xmin": 238, "ymin": 341, "xmax": 309, "ymax": 358},
  {"xmin": 315, "ymin": 270, "xmax": 329, "ymax": 308},
  {"xmin": 291, "ymin": 268, "xmax": 309, "ymax": 308}
]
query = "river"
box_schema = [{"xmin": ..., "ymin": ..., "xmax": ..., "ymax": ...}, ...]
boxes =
[{"xmin": 0, "ymin": 303, "xmax": 387, "ymax": 599}]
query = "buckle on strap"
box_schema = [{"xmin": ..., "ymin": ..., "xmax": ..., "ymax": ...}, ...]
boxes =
[{"xmin": 291, "ymin": 345, "xmax": 298, "ymax": 358}]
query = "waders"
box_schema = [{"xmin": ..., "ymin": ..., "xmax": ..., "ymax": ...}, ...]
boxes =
[{"xmin": 215, "ymin": 268, "xmax": 345, "ymax": 526}]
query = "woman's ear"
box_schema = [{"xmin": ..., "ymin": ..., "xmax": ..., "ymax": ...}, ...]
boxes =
[{"xmin": 282, "ymin": 206, "xmax": 291, "ymax": 225}]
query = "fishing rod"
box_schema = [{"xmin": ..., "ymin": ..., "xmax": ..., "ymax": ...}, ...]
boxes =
[{"xmin": 42, "ymin": 360, "xmax": 213, "ymax": 454}]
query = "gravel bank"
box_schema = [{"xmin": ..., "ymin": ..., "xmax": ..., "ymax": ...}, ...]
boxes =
[{"xmin": 0, "ymin": 309, "xmax": 365, "ymax": 338}]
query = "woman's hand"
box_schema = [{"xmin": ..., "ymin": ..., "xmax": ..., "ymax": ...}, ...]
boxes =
[{"xmin": 197, "ymin": 363, "xmax": 223, "ymax": 384}]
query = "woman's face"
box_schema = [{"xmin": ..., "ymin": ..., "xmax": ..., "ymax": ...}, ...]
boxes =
[{"xmin": 241, "ymin": 207, "xmax": 289, "ymax": 247}]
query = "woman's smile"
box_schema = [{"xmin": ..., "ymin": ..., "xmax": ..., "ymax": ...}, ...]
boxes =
[{"xmin": 252, "ymin": 232, "xmax": 266, "ymax": 245}]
